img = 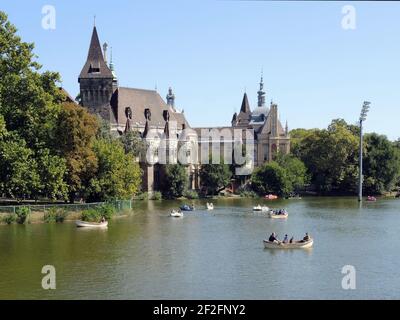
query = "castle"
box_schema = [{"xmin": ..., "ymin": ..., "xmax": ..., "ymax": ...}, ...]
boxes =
[{"xmin": 78, "ymin": 26, "xmax": 290, "ymax": 193}]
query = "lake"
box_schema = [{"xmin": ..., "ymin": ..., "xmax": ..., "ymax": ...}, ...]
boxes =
[{"xmin": 0, "ymin": 197, "xmax": 399, "ymax": 299}]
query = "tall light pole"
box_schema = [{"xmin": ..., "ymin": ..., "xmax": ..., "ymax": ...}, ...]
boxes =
[{"xmin": 358, "ymin": 101, "xmax": 371, "ymax": 202}]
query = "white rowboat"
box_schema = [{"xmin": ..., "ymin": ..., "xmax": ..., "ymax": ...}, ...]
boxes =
[
  {"xmin": 206, "ymin": 203, "xmax": 214, "ymax": 210},
  {"xmin": 253, "ymin": 205, "xmax": 269, "ymax": 212},
  {"xmin": 170, "ymin": 210, "xmax": 183, "ymax": 218},
  {"xmin": 75, "ymin": 220, "xmax": 108, "ymax": 228},
  {"xmin": 263, "ymin": 239, "xmax": 313, "ymax": 249}
]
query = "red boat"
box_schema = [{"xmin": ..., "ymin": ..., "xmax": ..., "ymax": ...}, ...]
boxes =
[
  {"xmin": 367, "ymin": 196, "xmax": 377, "ymax": 202},
  {"xmin": 265, "ymin": 194, "xmax": 278, "ymax": 200}
]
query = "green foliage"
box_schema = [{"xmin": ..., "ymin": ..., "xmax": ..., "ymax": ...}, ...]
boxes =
[
  {"xmin": 251, "ymin": 161, "xmax": 292, "ymax": 196},
  {"xmin": 37, "ymin": 149, "xmax": 68, "ymax": 200},
  {"xmin": 88, "ymin": 138, "xmax": 142, "ymax": 201},
  {"xmin": 136, "ymin": 192, "xmax": 149, "ymax": 201},
  {"xmin": 44, "ymin": 207, "xmax": 66, "ymax": 223},
  {"xmin": 98, "ymin": 203, "xmax": 116, "ymax": 220},
  {"xmin": 275, "ymin": 153, "xmax": 310, "ymax": 190},
  {"xmin": 200, "ymin": 161, "xmax": 232, "ymax": 195},
  {"xmin": 363, "ymin": 133, "xmax": 400, "ymax": 194},
  {"xmin": 0, "ymin": 134, "xmax": 41, "ymax": 200},
  {"xmin": 162, "ymin": 164, "xmax": 188, "ymax": 198},
  {"xmin": 183, "ymin": 190, "xmax": 199, "ymax": 199},
  {"xmin": 3, "ymin": 213, "xmax": 16, "ymax": 225},
  {"xmin": 150, "ymin": 191, "xmax": 163, "ymax": 200},
  {"xmin": 239, "ymin": 190, "xmax": 259, "ymax": 198},
  {"xmin": 81, "ymin": 204, "xmax": 116, "ymax": 222},
  {"xmin": 15, "ymin": 206, "xmax": 30, "ymax": 224},
  {"xmin": 292, "ymin": 120, "xmax": 359, "ymax": 193},
  {"xmin": 53, "ymin": 102, "xmax": 99, "ymax": 201},
  {"xmin": 81, "ymin": 208, "xmax": 101, "ymax": 222},
  {"xmin": 120, "ymin": 130, "xmax": 145, "ymax": 158}
]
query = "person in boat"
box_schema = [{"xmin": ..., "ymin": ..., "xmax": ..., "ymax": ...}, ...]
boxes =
[
  {"xmin": 300, "ymin": 233, "xmax": 310, "ymax": 242},
  {"xmin": 100, "ymin": 216, "xmax": 106, "ymax": 223},
  {"xmin": 289, "ymin": 236, "xmax": 294, "ymax": 244},
  {"xmin": 283, "ymin": 234, "xmax": 288, "ymax": 244},
  {"xmin": 268, "ymin": 232, "xmax": 279, "ymax": 243}
]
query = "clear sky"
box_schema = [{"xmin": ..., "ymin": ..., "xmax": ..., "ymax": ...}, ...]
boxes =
[{"xmin": 1, "ymin": 1, "xmax": 399, "ymax": 140}]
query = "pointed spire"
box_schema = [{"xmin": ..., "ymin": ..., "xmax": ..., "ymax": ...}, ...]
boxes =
[
  {"xmin": 257, "ymin": 70, "xmax": 266, "ymax": 108},
  {"xmin": 79, "ymin": 26, "xmax": 113, "ymax": 79},
  {"xmin": 87, "ymin": 26, "xmax": 104, "ymax": 61},
  {"xmin": 285, "ymin": 120, "xmax": 289, "ymax": 136},
  {"xmin": 240, "ymin": 93, "xmax": 251, "ymax": 114}
]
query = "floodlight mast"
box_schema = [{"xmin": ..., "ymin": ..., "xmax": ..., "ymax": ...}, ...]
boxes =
[{"xmin": 358, "ymin": 101, "xmax": 371, "ymax": 202}]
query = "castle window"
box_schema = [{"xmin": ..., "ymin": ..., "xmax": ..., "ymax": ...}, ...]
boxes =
[
  {"xmin": 263, "ymin": 144, "xmax": 269, "ymax": 161},
  {"xmin": 89, "ymin": 63, "xmax": 100, "ymax": 73}
]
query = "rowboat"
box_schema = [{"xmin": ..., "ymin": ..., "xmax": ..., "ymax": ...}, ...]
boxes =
[
  {"xmin": 265, "ymin": 194, "xmax": 278, "ymax": 200},
  {"xmin": 206, "ymin": 203, "xmax": 214, "ymax": 210},
  {"xmin": 268, "ymin": 211, "xmax": 288, "ymax": 219},
  {"xmin": 253, "ymin": 205, "xmax": 269, "ymax": 212},
  {"xmin": 263, "ymin": 239, "xmax": 313, "ymax": 249},
  {"xmin": 170, "ymin": 210, "xmax": 183, "ymax": 218},
  {"xmin": 75, "ymin": 220, "xmax": 108, "ymax": 228},
  {"xmin": 367, "ymin": 196, "xmax": 377, "ymax": 202}
]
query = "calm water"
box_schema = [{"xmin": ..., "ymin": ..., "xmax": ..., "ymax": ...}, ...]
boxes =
[{"xmin": 0, "ymin": 197, "xmax": 399, "ymax": 300}]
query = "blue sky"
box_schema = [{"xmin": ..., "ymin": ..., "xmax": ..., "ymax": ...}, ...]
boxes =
[{"xmin": 2, "ymin": 1, "xmax": 399, "ymax": 140}]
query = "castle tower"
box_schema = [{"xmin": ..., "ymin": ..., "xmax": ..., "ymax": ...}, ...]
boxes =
[{"xmin": 78, "ymin": 26, "xmax": 114, "ymax": 120}]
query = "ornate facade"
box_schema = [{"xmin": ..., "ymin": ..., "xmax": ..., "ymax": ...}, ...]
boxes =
[{"xmin": 78, "ymin": 26, "xmax": 290, "ymax": 193}]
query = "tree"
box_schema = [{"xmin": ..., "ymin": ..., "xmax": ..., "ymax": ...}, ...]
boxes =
[
  {"xmin": 293, "ymin": 120, "xmax": 359, "ymax": 193},
  {"xmin": 162, "ymin": 164, "xmax": 188, "ymax": 198},
  {"xmin": 120, "ymin": 130, "xmax": 145, "ymax": 158},
  {"xmin": 275, "ymin": 153, "xmax": 309, "ymax": 190},
  {"xmin": 88, "ymin": 138, "xmax": 142, "ymax": 201},
  {"xmin": 36, "ymin": 149, "xmax": 68, "ymax": 200},
  {"xmin": 0, "ymin": 11, "xmax": 63, "ymax": 151},
  {"xmin": 53, "ymin": 102, "xmax": 99, "ymax": 201},
  {"xmin": 251, "ymin": 161, "xmax": 292, "ymax": 196},
  {"xmin": 363, "ymin": 133, "xmax": 400, "ymax": 194},
  {"xmin": 200, "ymin": 162, "xmax": 232, "ymax": 195},
  {"xmin": 0, "ymin": 133, "xmax": 40, "ymax": 201}
]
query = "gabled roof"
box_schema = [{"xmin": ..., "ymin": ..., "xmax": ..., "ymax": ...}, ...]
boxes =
[
  {"xmin": 111, "ymin": 87, "xmax": 189, "ymax": 130},
  {"xmin": 79, "ymin": 26, "xmax": 113, "ymax": 79}
]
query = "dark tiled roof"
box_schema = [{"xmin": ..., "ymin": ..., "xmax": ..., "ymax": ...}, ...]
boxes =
[
  {"xmin": 79, "ymin": 27, "xmax": 113, "ymax": 79},
  {"xmin": 236, "ymin": 93, "xmax": 251, "ymax": 125},
  {"xmin": 112, "ymin": 87, "xmax": 189, "ymax": 130},
  {"xmin": 59, "ymin": 87, "xmax": 75, "ymax": 103}
]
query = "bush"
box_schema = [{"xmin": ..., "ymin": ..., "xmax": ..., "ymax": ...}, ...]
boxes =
[
  {"xmin": 15, "ymin": 206, "xmax": 30, "ymax": 224},
  {"xmin": 183, "ymin": 190, "xmax": 199, "ymax": 199},
  {"xmin": 136, "ymin": 192, "xmax": 148, "ymax": 201},
  {"xmin": 44, "ymin": 207, "xmax": 67, "ymax": 223},
  {"xmin": 3, "ymin": 213, "xmax": 16, "ymax": 225},
  {"xmin": 98, "ymin": 203, "xmax": 116, "ymax": 220},
  {"xmin": 239, "ymin": 190, "xmax": 258, "ymax": 198},
  {"xmin": 81, "ymin": 208, "xmax": 101, "ymax": 222},
  {"xmin": 150, "ymin": 191, "xmax": 162, "ymax": 200}
]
